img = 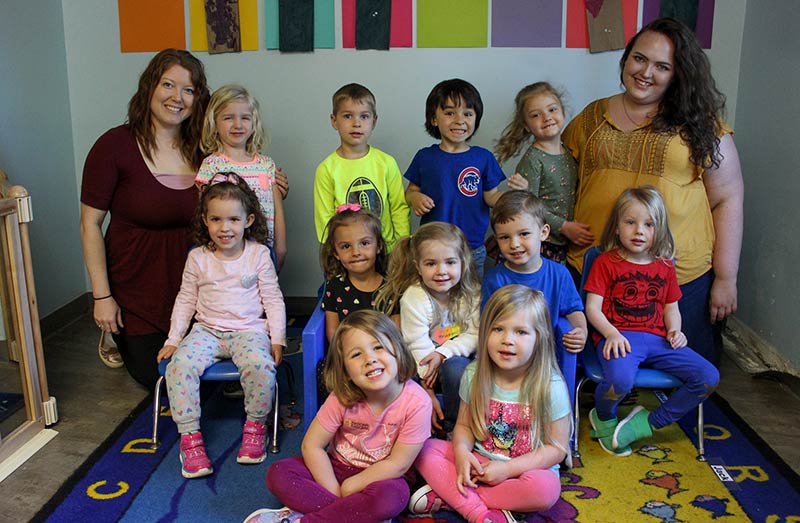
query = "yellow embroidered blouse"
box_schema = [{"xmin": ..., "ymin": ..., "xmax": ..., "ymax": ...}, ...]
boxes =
[{"xmin": 563, "ymin": 97, "xmax": 732, "ymax": 284}]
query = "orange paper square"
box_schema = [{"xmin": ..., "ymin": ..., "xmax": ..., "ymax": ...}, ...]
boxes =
[{"xmin": 119, "ymin": 0, "xmax": 186, "ymax": 52}]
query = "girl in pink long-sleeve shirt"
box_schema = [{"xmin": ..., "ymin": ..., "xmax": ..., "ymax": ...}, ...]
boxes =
[{"xmin": 157, "ymin": 172, "xmax": 286, "ymax": 479}]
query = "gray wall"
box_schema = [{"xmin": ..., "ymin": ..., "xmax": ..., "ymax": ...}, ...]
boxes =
[
  {"xmin": 0, "ymin": 1, "xmax": 85, "ymax": 317},
  {"xmin": 734, "ymin": 1, "xmax": 800, "ymax": 368}
]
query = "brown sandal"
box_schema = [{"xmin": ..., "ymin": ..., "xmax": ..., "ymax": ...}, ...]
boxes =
[{"xmin": 98, "ymin": 329, "xmax": 124, "ymax": 368}]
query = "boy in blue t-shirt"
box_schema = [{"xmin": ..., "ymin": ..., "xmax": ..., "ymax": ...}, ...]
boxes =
[
  {"xmin": 481, "ymin": 190, "xmax": 587, "ymax": 353},
  {"xmin": 404, "ymin": 79, "xmax": 506, "ymax": 277}
]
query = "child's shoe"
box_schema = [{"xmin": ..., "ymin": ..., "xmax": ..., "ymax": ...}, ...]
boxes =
[
  {"xmin": 479, "ymin": 509, "xmax": 518, "ymax": 523},
  {"xmin": 588, "ymin": 408, "xmax": 617, "ymax": 439},
  {"xmin": 179, "ymin": 432, "xmax": 213, "ymax": 478},
  {"xmin": 612, "ymin": 406, "xmax": 653, "ymax": 450},
  {"xmin": 237, "ymin": 420, "xmax": 269, "ymax": 464},
  {"xmin": 243, "ymin": 507, "xmax": 302, "ymax": 523},
  {"xmin": 409, "ymin": 484, "xmax": 450, "ymax": 514}
]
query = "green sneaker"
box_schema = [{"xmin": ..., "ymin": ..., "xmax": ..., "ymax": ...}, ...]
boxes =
[
  {"xmin": 589, "ymin": 408, "xmax": 618, "ymax": 439},
  {"xmin": 598, "ymin": 434, "xmax": 631, "ymax": 456},
  {"xmin": 613, "ymin": 406, "xmax": 653, "ymax": 450}
]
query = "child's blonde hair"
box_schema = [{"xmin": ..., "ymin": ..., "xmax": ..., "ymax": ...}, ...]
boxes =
[
  {"xmin": 375, "ymin": 222, "xmax": 480, "ymax": 329},
  {"xmin": 201, "ymin": 84, "xmax": 268, "ymax": 156},
  {"xmin": 600, "ymin": 185, "xmax": 675, "ymax": 261},
  {"xmin": 468, "ymin": 285, "xmax": 569, "ymax": 456},
  {"xmin": 324, "ymin": 310, "xmax": 416, "ymax": 407},
  {"xmin": 494, "ymin": 82, "xmax": 566, "ymax": 164},
  {"xmin": 320, "ymin": 207, "xmax": 386, "ymax": 279}
]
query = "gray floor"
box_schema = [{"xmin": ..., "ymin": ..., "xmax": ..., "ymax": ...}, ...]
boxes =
[{"xmin": 0, "ymin": 313, "xmax": 798, "ymax": 523}]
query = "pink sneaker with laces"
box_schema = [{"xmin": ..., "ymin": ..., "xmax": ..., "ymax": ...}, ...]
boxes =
[
  {"xmin": 237, "ymin": 420, "xmax": 268, "ymax": 464},
  {"xmin": 179, "ymin": 432, "xmax": 213, "ymax": 478}
]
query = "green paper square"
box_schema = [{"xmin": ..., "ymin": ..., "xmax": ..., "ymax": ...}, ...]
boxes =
[{"xmin": 417, "ymin": 0, "xmax": 488, "ymax": 48}]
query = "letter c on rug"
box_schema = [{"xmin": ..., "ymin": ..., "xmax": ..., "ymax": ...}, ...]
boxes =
[
  {"xmin": 122, "ymin": 438, "xmax": 158, "ymax": 453},
  {"xmin": 87, "ymin": 480, "xmax": 130, "ymax": 500}
]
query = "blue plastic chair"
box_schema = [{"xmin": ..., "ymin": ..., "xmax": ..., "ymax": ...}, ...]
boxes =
[
  {"xmin": 573, "ymin": 247, "xmax": 706, "ymax": 461},
  {"xmin": 150, "ymin": 358, "xmax": 283, "ymax": 453},
  {"xmin": 302, "ymin": 298, "xmax": 327, "ymax": 430}
]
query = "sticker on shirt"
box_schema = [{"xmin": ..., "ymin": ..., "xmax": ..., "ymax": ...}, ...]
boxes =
[
  {"xmin": 241, "ymin": 273, "xmax": 258, "ymax": 288},
  {"xmin": 346, "ymin": 177, "xmax": 384, "ymax": 217},
  {"xmin": 482, "ymin": 401, "xmax": 532, "ymax": 458},
  {"xmin": 431, "ymin": 324, "xmax": 461, "ymax": 346},
  {"xmin": 457, "ymin": 166, "xmax": 481, "ymax": 197}
]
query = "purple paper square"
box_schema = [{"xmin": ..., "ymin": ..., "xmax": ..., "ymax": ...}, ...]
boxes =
[{"xmin": 492, "ymin": 0, "xmax": 562, "ymax": 48}]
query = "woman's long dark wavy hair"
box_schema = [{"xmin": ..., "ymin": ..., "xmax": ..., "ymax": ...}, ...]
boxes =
[
  {"xmin": 621, "ymin": 18, "xmax": 726, "ymax": 169},
  {"xmin": 192, "ymin": 173, "xmax": 270, "ymax": 250},
  {"xmin": 127, "ymin": 49, "xmax": 211, "ymax": 170}
]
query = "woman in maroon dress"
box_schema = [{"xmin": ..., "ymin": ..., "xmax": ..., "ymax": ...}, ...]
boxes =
[{"xmin": 80, "ymin": 49, "xmax": 211, "ymax": 388}]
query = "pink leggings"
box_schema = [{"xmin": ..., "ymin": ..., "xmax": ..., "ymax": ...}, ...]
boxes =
[{"xmin": 414, "ymin": 439, "xmax": 561, "ymax": 522}]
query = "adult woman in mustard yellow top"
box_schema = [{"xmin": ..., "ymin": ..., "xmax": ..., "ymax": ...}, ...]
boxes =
[{"xmin": 563, "ymin": 18, "xmax": 743, "ymax": 367}]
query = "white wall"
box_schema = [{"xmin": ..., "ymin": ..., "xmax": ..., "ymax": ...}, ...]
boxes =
[
  {"xmin": 734, "ymin": 1, "xmax": 800, "ymax": 368},
  {"xmin": 1, "ymin": 1, "xmax": 85, "ymax": 317},
  {"xmin": 62, "ymin": 0, "xmax": 746, "ymax": 298}
]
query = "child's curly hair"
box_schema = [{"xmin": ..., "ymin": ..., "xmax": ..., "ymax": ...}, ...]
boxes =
[
  {"xmin": 192, "ymin": 172, "xmax": 270, "ymax": 250},
  {"xmin": 320, "ymin": 208, "xmax": 386, "ymax": 279}
]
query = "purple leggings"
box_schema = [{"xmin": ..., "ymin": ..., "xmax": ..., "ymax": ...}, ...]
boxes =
[
  {"xmin": 414, "ymin": 439, "xmax": 562, "ymax": 522},
  {"xmin": 266, "ymin": 456, "xmax": 409, "ymax": 523}
]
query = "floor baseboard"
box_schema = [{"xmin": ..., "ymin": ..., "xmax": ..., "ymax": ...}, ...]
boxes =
[{"xmin": 40, "ymin": 294, "xmax": 91, "ymax": 338}]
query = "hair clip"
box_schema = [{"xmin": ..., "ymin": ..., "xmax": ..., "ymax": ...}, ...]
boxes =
[
  {"xmin": 336, "ymin": 203, "xmax": 362, "ymax": 213},
  {"xmin": 209, "ymin": 172, "xmax": 241, "ymax": 186}
]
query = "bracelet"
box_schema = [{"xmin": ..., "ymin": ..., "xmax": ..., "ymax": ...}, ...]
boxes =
[{"xmin": 93, "ymin": 294, "xmax": 112, "ymax": 301}]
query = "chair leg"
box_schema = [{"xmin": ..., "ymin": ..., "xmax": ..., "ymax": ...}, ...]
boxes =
[
  {"xmin": 270, "ymin": 383, "xmax": 280, "ymax": 454},
  {"xmin": 696, "ymin": 402, "xmax": 706, "ymax": 462},
  {"xmin": 282, "ymin": 360, "xmax": 297, "ymax": 406},
  {"xmin": 150, "ymin": 376, "xmax": 165, "ymax": 450},
  {"xmin": 572, "ymin": 377, "xmax": 587, "ymax": 459}
]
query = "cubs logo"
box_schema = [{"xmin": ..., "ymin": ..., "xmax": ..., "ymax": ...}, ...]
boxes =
[
  {"xmin": 457, "ymin": 167, "xmax": 481, "ymax": 197},
  {"xmin": 346, "ymin": 177, "xmax": 383, "ymax": 217}
]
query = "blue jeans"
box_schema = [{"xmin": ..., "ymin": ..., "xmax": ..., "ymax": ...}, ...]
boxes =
[
  {"xmin": 678, "ymin": 270, "xmax": 723, "ymax": 368},
  {"xmin": 471, "ymin": 245, "xmax": 487, "ymax": 280},
  {"xmin": 594, "ymin": 331, "xmax": 719, "ymax": 429},
  {"xmin": 439, "ymin": 355, "xmax": 471, "ymax": 433}
]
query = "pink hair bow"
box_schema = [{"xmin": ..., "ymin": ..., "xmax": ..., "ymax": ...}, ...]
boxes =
[
  {"xmin": 336, "ymin": 203, "xmax": 362, "ymax": 213},
  {"xmin": 209, "ymin": 172, "xmax": 241, "ymax": 186}
]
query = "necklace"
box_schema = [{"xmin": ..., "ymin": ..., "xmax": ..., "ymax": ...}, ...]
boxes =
[{"xmin": 621, "ymin": 93, "xmax": 652, "ymax": 128}]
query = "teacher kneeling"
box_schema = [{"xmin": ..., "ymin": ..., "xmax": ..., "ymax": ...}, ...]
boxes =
[
  {"xmin": 80, "ymin": 49, "xmax": 211, "ymax": 388},
  {"xmin": 563, "ymin": 18, "xmax": 743, "ymax": 367}
]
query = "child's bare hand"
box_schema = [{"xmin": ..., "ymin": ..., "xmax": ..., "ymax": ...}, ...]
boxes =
[
  {"xmin": 425, "ymin": 386, "xmax": 444, "ymax": 431},
  {"xmin": 340, "ymin": 476, "xmax": 359, "ymax": 497},
  {"xmin": 157, "ymin": 344, "xmax": 177, "ymax": 363},
  {"xmin": 561, "ymin": 221, "xmax": 594, "ymax": 247},
  {"xmin": 562, "ymin": 327, "xmax": 587, "ymax": 353},
  {"xmin": 507, "ymin": 173, "xmax": 529, "ymax": 191},
  {"xmin": 666, "ymin": 330, "xmax": 687, "ymax": 349},
  {"xmin": 274, "ymin": 167, "xmax": 289, "ymax": 199},
  {"xmin": 602, "ymin": 333, "xmax": 631, "ymax": 360},
  {"xmin": 455, "ymin": 451, "xmax": 482, "ymax": 495},
  {"xmin": 272, "ymin": 344, "xmax": 284, "ymax": 365},
  {"xmin": 474, "ymin": 460, "xmax": 510, "ymax": 485},
  {"xmin": 408, "ymin": 192, "xmax": 435, "ymax": 216},
  {"xmin": 420, "ymin": 352, "xmax": 444, "ymax": 388}
]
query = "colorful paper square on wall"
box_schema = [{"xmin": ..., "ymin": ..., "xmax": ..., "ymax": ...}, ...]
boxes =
[
  {"xmin": 119, "ymin": 0, "xmax": 185, "ymax": 52},
  {"xmin": 266, "ymin": 0, "xmax": 334, "ymax": 50},
  {"xmin": 191, "ymin": 0, "xmax": 259, "ymax": 52},
  {"xmin": 342, "ymin": 0, "xmax": 412, "ymax": 48},
  {"xmin": 566, "ymin": 0, "xmax": 638, "ymax": 49},
  {"xmin": 643, "ymin": 0, "xmax": 714, "ymax": 48},
  {"xmin": 417, "ymin": 0, "xmax": 488, "ymax": 48},
  {"xmin": 492, "ymin": 0, "xmax": 562, "ymax": 48}
]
